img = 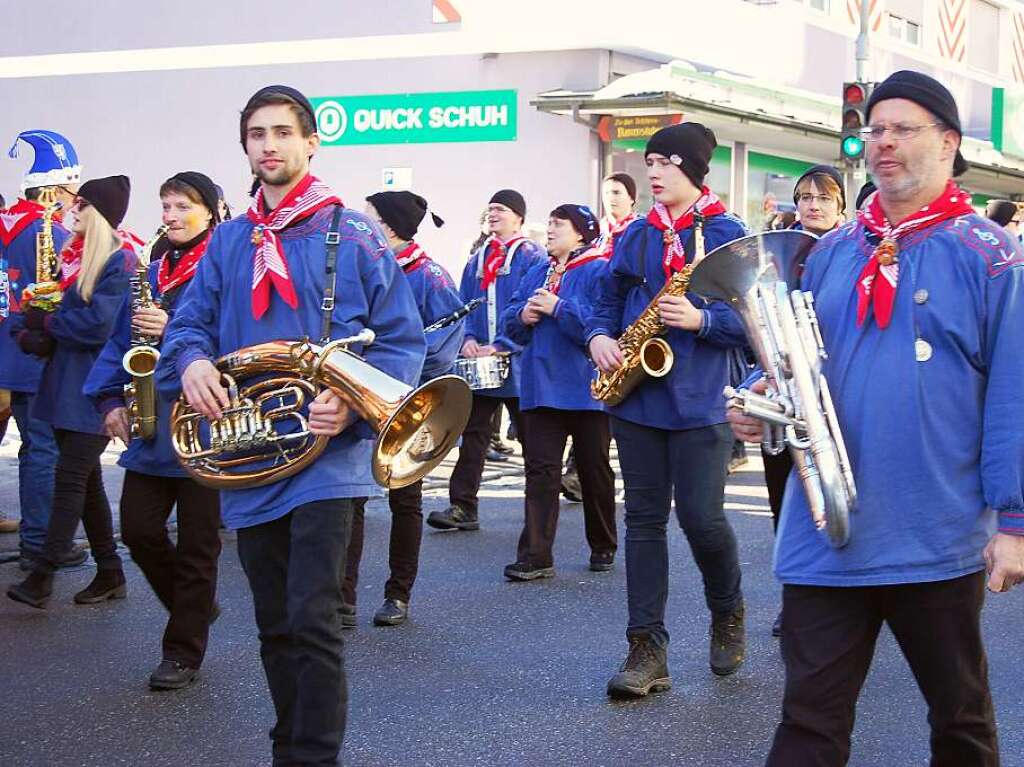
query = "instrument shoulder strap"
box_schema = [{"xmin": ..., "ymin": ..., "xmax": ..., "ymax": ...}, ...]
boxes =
[{"xmin": 320, "ymin": 206, "xmax": 344, "ymax": 345}]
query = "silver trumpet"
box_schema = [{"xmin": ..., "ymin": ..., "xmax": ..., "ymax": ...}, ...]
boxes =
[{"xmin": 689, "ymin": 230, "xmax": 857, "ymax": 548}]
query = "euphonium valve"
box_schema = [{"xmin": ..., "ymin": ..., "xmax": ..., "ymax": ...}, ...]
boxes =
[{"xmin": 171, "ymin": 331, "xmax": 473, "ymax": 490}]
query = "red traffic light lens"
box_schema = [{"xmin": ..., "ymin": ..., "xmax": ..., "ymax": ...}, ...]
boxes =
[{"xmin": 844, "ymin": 83, "xmax": 866, "ymax": 105}]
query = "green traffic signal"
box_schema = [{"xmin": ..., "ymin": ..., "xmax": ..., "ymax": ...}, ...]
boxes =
[{"xmin": 842, "ymin": 134, "xmax": 864, "ymax": 159}]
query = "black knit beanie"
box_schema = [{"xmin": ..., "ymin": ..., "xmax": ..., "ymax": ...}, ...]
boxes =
[
  {"xmin": 645, "ymin": 123, "xmax": 717, "ymax": 188},
  {"xmin": 855, "ymin": 180, "xmax": 877, "ymax": 210},
  {"xmin": 168, "ymin": 171, "xmax": 221, "ymax": 224},
  {"xmin": 77, "ymin": 175, "xmax": 131, "ymax": 229},
  {"xmin": 367, "ymin": 191, "xmax": 444, "ymax": 241},
  {"xmin": 986, "ymin": 200, "xmax": 1018, "ymax": 227},
  {"xmin": 489, "ymin": 189, "xmax": 526, "ymax": 220},
  {"xmin": 240, "ymin": 85, "xmax": 317, "ymax": 148},
  {"xmin": 550, "ymin": 204, "xmax": 600, "ymax": 245},
  {"xmin": 867, "ymin": 70, "xmax": 968, "ymax": 177}
]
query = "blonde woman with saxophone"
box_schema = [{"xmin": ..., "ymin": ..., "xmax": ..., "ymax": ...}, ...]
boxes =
[
  {"xmin": 586, "ymin": 123, "xmax": 750, "ymax": 698},
  {"xmin": 6, "ymin": 176, "xmax": 134, "ymax": 610},
  {"xmin": 83, "ymin": 172, "xmax": 223, "ymax": 691}
]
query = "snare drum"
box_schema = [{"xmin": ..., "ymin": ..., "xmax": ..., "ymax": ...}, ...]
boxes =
[{"xmin": 453, "ymin": 354, "xmax": 510, "ymax": 391}]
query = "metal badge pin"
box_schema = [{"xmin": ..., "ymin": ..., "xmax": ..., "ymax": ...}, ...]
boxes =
[
  {"xmin": 915, "ymin": 338, "xmax": 933, "ymax": 362},
  {"xmin": 913, "ymin": 289, "xmax": 929, "ymax": 305}
]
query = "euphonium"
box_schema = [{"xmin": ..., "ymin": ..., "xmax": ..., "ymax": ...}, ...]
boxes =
[
  {"xmin": 122, "ymin": 225, "xmax": 169, "ymax": 441},
  {"xmin": 688, "ymin": 229, "xmax": 857, "ymax": 548},
  {"xmin": 591, "ymin": 214, "xmax": 707, "ymax": 406},
  {"xmin": 22, "ymin": 188, "xmax": 63, "ymax": 311},
  {"xmin": 170, "ymin": 330, "xmax": 473, "ymax": 490}
]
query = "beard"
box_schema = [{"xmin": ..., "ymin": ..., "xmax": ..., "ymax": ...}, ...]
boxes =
[{"xmin": 253, "ymin": 158, "xmax": 303, "ymax": 188}]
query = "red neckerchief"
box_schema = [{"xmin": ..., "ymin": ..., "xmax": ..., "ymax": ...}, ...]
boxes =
[
  {"xmin": 646, "ymin": 187, "xmax": 727, "ymax": 277},
  {"xmin": 0, "ymin": 199, "xmax": 44, "ymax": 247},
  {"xmin": 58, "ymin": 237, "xmax": 84, "ymax": 290},
  {"xmin": 395, "ymin": 241, "xmax": 428, "ymax": 273},
  {"xmin": 246, "ymin": 174, "xmax": 342, "ymax": 319},
  {"xmin": 855, "ymin": 180, "xmax": 973, "ymax": 329},
  {"xmin": 544, "ymin": 245, "xmax": 606, "ymax": 294},
  {"xmin": 480, "ymin": 234, "xmax": 524, "ymax": 289},
  {"xmin": 596, "ymin": 212, "xmax": 637, "ymax": 258},
  {"xmin": 117, "ymin": 229, "xmax": 145, "ymax": 255},
  {"xmin": 157, "ymin": 231, "xmax": 212, "ymax": 294}
]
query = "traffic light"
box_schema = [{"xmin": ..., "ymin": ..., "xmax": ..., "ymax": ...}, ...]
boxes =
[{"xmin": 840, "ymin": 81, "xmax": 873, "ymax": 165}]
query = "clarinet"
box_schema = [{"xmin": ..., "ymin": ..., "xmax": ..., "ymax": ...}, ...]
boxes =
[{"xmin": 424, "ymin": 296, "xmax": 486, "ymax": 333}]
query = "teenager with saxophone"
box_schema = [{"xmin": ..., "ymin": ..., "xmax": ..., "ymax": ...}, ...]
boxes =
[
  {"xmin": 156, "ymin": 85, "xmax": 425, "ymax": 765},
  {"xmin": 6, "ymin": 175, "xmax": 135, "ymax": 609},
  {"xmin": 83, "ymin": 171, "xmax": 223, "ymax": 690},
  {"xmin": 0, "ymin": 130, "xmax": 82, "ymax": 570},
  {"xmin": 586, "ymin": 123, "xmax": 750, "ymax": 698}
]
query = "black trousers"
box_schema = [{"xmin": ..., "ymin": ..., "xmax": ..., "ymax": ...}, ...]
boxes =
[
  {"xmin": 767, "ymin": 571, "xmax": 998, "ymax": 767},
  {"xmin": 762, "ymin": 447, "xmax": 793, "ymax": 532},
  {"xmin": 119, "ymin": 470, "xmax": 222, "ymax": 668},
  {"xmin": 36, "ymin": 429, "xmax": 120, "ymax": 575},
  {"xmin": 237, "ymin": 499, "xmax": 354, "ymax": 767},
  {"xmin": 343, "ymin": 480, "xmax": 423, "ymax": 606},
  {"xmin": 449, "ymin": 394, "xmax": 524, "ymax": 515},
  {"xmin": 516, "ymin": 408, "xmax": 616, "ymax": 568}
]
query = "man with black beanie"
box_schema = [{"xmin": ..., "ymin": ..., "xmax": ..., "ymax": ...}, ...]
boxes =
[
  {"xmin": 344, "ymin": 191, "xmax": 464, "ymax": 627},
  {"xmin": 587, "ymin": 122, "xmax": 751, "ymax": 697},
  {"xmin": 729, "ymin": 69, "xmax": 1024, "ymax": 766},
  {"xmin": 427, "ymin": 189, "xmax": 545, "ymax": 532}
]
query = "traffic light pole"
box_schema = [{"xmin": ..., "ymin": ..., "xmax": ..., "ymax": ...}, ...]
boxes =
[{"xmin": 845, "ymin": 0, "xmax": 872, "ymax": 212}]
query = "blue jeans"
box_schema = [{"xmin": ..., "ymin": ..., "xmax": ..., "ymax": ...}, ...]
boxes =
[
  {"xmin": 612, "ymin": 418, "xmax": 742, "ymax": 647},
  {"xmin": 10, "ymin": 391, "xmax": 57, "ymax": 554},
  {"xmin": 237, "ymin": 499, "xmax": 354, "ymax": 767}
]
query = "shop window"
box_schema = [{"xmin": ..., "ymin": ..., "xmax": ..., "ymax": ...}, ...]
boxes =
[
  {"xmin": 968, "ymin": 0, "xmax": 999, "ymax": 73},
  {"xmin": 888, "ymin": 14, "xmax": 921, "ymax": 45},
  {"xmin": 808, "ymin": 0, "xmax": 829, "ymax": 12}
]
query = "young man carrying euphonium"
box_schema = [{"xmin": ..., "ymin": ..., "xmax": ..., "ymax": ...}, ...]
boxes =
[
  {"xmin": 156, "ymin": 85, "xmax": 425, "ymax": 767},
  {"xmin": 587, "ymin": 123, "xmax": 750, "ymax": 698}
]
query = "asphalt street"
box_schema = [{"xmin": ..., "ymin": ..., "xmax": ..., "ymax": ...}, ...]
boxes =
[{"xmin": 1, "ymin": 438, "xmax": 1022, "ymax": 767}]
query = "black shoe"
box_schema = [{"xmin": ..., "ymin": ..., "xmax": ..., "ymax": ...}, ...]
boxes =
[
  {"xmin": 6, "ymin": 571, "xmax": 54, "ymax": 609},
  {"xmin": 340, "ymin": 603, "xmax": 356, "ymax": 629},
  {"xmin": 209, "ymin": 602, "xmax": 222, "ymax": 626},
  {"xmin": 491, "ymin": 439, "xmax": 514, "ymax": 455},
  {"xmin": 710, "ymin": 604, "xmax": 746, "ymax": 676},
  {"xmin": 149, "ymin": 659, "xmax": 199, "ymax": 690},
  {"xmin": 73, "ymin": 569, "xmax": 127, "ymax": 605},
  {"xmin": 485, "ymin": 447, "xmax": 510, "ymax": 463},
  {"xmin": 560, "ymin": 472, "xmax": 583, "ymax": 502},
  {"xmin": 18, "ymin": 546, "xmax": 88, "ymax": 572},
  {"xmin": 607, "ymin": 633, "xmax": 671, "ymax": 699},
  {"xmin": 771, "ymin": 609, "xmax": 782, "ymax": 638},
  {"xmin": 373, "ymin": 599, "xmax": 409, "ymax": 626},
  {"xmin": 589, "ymin": 552, "xmax": 614, "ymax": 572},
  {"xmin": 503, "ymin": 562, "xmax": 554, "ymax": 581},
  {"xmin": 426, "ymin": 505, "xmax": 480, "ymax": 531}
]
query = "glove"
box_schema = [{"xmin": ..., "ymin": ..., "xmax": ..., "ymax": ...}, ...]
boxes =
[
  {"xmin": 17, "ymin": 329, "xmax": 55, "ymax": 358},
  {"xmin": 23, "ymin": 306, "xmax": 49, "ymax": 332}
]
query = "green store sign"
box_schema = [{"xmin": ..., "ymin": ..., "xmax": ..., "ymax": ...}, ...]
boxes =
[
  {"xmin": 992, "ymin": 87, "xmax": 1024, "ymax": 159},
  {"xmin": 311, "ymin": 90, "xmax": 517, "ymax": 146}
]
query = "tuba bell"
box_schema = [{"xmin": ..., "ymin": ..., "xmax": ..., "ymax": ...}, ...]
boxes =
[
  {"xmin": 170, "ymin": 330, "xmax": 473, "ymax": 491},
  {"xmin": 688, "ymin": 230, "xmax": 857, "ymax": 548}
]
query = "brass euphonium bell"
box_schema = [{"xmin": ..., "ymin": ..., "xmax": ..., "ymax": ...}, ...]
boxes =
[{"xmin": 171, "ymin": 330, "xmax": 473, "ymax": 490}]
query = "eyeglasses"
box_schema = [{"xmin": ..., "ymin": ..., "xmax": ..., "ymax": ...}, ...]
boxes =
[
  {"xmin": 857, "ymin": 123, "xmax": 939, "ymax": 142},
  {"xmin": 796, "ymin": 193, "xmax": 838, "ymax": 206}
]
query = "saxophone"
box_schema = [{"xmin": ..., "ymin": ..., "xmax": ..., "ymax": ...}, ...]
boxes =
[
  {"xmin": 22, "ymin": 190, "xmax": 63, "ymax": 312},
  {"xmin": 591, "ymin": 213, "xmax": 706, "ymax": 406},
  {"xmin": 122, "ymin": 225, "xmax": 169, "ymax": 440}
]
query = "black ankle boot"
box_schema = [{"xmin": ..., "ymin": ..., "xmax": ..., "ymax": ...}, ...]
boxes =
[
  {"xmin": 710, "ymin": 603, "xmax": 746, "ymax": 676},
  {"xmin": 6, "ymin": 571, "xmax": 54, "ymax": 609},
  {"xmin": 73, "ymin": 569, "xmax": 127, "ymax": 605},
  {"xmin": 606, "ymin": 633, "xmax": 671, "ymax": 699}
]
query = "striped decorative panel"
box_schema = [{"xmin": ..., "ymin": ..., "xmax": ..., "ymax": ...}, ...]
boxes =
[
  {"xmin": 937, "ymin": 0, "xmax": 967, "ymax": 62},
  {"xmin": 1013, "ymin": 9, "xmax": 1024, "ymax": 83},
  {"xmin": 432, "ymin": 0, "xmax": 462, "ymax": 24},
  {"xmin": 847, "ymin": 0, "xmax": 883, "ymax": 31}
]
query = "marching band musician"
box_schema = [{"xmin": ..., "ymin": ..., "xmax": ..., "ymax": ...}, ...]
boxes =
[
  {"xmin": 6, "ymin": 175, "xmax": 135, "ymax": 609},
  {"xmin": 343, "ymin": 190, "xmax": 465, "ymax": 627},
  {"xmin": 156, "ymin": 85, "xmax": 425, "ymax": 766},
  {"xmin": 597, "ymin": 172, "xmax": 638, "ymax": 258},
  {"xmin": 729, "ymin": 70, "xmax": 1024, "ymax": 766},
  {"xmin": 500, "ymin": 204, "xmax": 616, "ymax": 581},
  {"xmin": 427, "ymin": 189, "xmax": 545, "ymax": 533},
  {"xmin": 82, "ymin": 171, "xmax": 223, "ymax": 690},
  {"xmin": 765, "ymin": 164, "xmax": 847, "ymax": 638},
  {"xmin": 586, "ymin": 123, "xmax": 751, "ymax": 698},
  {"xmin": 0, "ymin": 130, "xmax": 82, "ymax": 570}
]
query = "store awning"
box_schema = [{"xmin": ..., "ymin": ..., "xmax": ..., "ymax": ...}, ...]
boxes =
[{"xmin": 532, "ymin": 60, "xmax": 1024, "ymax": 197}]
